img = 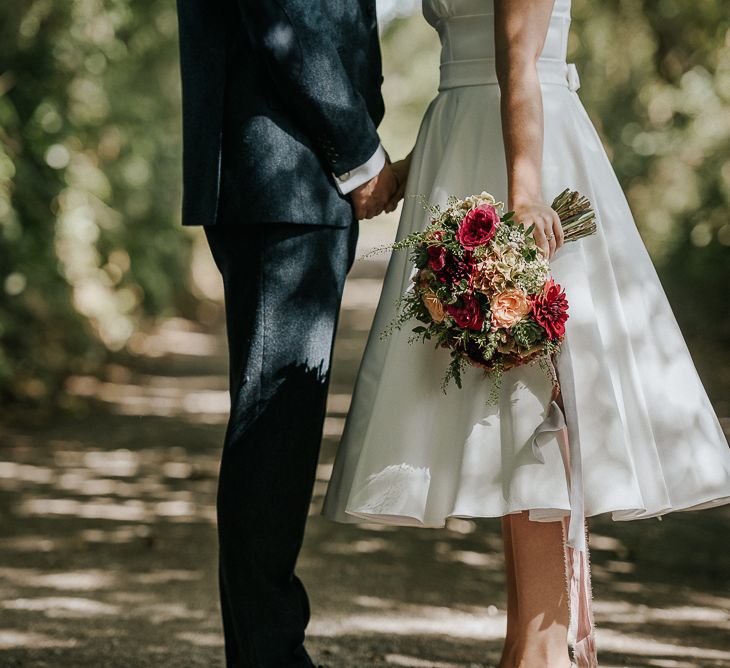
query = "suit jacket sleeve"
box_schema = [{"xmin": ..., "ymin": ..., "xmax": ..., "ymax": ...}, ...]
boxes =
[{"xmin": 237, "ymin": 0, "xmax": 382, "ymax": 177}]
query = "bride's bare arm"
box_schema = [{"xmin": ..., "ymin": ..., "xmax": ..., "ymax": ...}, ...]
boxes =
[
  {"xmin": 494, "ymin": 0, "xmax": 563, "ymax": 258},
  {"xmin": 385, "ymin": 151, "xmax": 413, "ymax": 212}
]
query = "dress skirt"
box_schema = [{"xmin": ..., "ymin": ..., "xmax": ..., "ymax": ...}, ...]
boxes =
[{"xmin": 322, "ymin": 66, "xmax": 730, "ymax": 529}]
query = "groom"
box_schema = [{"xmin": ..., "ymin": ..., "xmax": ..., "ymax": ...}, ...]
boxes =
[{"xmin": 176, "ymin": 0, "xmax": 395, "ymax": 666}]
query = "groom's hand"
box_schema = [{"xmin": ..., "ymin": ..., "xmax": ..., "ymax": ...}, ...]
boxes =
[{"xmin": 351, "ymin": 163, "xmax": 398, "ymax": 220}]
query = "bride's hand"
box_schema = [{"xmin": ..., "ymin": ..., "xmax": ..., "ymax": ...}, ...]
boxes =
[
  {"xmin": 384, "ymin": 155, "xmax": 412, "ymax": 213},
  {"xmin": 513, "ymin": 197, "xmax": 564, "ymax": 259}
]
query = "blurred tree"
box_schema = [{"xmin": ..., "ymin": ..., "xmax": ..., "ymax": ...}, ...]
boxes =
[
  {"xmin": 0, "ymin": 0, "xmax": 188, "ymax": 408},
  {"xmin": 0, "ymin": 0, "xmax": 728, "ymax": 410}
]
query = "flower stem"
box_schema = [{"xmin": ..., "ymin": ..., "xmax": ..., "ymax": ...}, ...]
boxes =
[{"xmin": 551, "ymin": 189, "xmax": 597, "ymax": 242}]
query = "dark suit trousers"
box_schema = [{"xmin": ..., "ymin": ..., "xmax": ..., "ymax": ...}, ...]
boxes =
[{"xmin": 203, "ymin": 221, "xmax": 358, "ymax": 668}]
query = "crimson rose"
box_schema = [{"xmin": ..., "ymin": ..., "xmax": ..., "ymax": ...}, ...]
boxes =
[
  {"xmin": 456, "ymin": 204, "xmax": 500, "ymax": 250},
  {"xmin": 427, "ymin": 245, "xmax": 449, "ymax": 271},
  {"xmin": 446, "ymin": 293, "xmax": 485, "ymax": 331},
  {"xmin": 532, "ymin": 279, "xmax": 569, "ymax": 340}
]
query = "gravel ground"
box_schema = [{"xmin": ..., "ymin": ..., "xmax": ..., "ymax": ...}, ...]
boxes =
[{"xmin": 1, "ymin": 232, "xmax": 729, "ymax": 668}]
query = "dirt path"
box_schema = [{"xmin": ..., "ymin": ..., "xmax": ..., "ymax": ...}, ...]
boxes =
[{"xmin": 1, "ymin": 244, "xmax": 729, "ymax": 668}]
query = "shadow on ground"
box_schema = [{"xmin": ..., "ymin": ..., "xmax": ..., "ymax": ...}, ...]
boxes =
[{"xmin": 1, "ymin": 248, "xmax": 729, "ymax": 668}]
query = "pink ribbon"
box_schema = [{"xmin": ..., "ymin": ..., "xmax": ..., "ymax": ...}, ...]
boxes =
[
  {"xmin": 560, "ymin": 425, "xmax": 598, "ymax": 668},
  {"xmin": 529, "ymin": 377, "xmax": 598, "ymax": 666}
]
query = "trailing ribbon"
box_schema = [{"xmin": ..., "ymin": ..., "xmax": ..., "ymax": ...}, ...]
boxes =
[
  {"xmin": 528, "ymin": 362, "xmax": 597, "ymax": 667},
  {"xmin": 529, "ymin": 399, "xmax": 585, "ymax": 552},
  {"xmin": 560, "ymin": 426, "xmax": 598, "ymax": 668}
]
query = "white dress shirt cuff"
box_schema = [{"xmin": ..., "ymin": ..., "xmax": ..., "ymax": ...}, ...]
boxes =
[{"xmin": 333, "ymin": 143, "xmax": 386, "ymax": 195}]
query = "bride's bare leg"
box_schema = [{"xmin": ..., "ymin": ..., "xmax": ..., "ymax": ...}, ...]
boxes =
[
  {"xmin": 508, "ymin": 511, "xmax": 571, "ymax": 668},
  {"xmin": 498, "ymin": 515, "xmax": 519, "ymax": 668}
]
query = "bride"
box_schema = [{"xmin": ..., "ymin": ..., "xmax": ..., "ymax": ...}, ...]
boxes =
[{"xmin": 323, "ymin": 0, "xmax": 730, "ymax": 666}]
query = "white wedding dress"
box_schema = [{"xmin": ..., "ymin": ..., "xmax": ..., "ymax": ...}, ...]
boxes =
[{"xmin": 324, "ymin": 0, "xmax": 730, "ymax": 542}]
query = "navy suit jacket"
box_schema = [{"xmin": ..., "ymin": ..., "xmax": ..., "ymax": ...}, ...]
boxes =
[{"xmin": 176, "ymin": 0, "xmax": 385, "ymax": 227}]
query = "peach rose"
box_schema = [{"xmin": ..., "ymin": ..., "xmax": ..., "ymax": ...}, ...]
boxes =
[
  {"xmin": 421, "ymin": 289, "xmax": 446, "ymax": 323},
  {"xmin": 490, "ymin": 288, "xmax": 531, "ymax": 329}
]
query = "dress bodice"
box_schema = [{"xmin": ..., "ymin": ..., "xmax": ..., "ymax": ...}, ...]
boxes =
[{"xmin": 422, "ymin": 0, "xmax": 577, "ymax": 91}]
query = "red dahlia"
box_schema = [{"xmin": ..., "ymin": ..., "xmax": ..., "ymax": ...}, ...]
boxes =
[{"xmin": 532, "ymin": 279, "xmax": 569, "ymax": 340}]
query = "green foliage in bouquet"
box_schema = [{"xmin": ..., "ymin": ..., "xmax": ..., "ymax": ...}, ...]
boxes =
[{"xmin": 382, "ymin": 190, "xmax": 595, "ymax": 402}]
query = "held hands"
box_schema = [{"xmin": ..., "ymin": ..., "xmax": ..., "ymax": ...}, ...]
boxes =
[
  {"xmin": 385, "ymin": 155, "xmax": 411, "ymax": 213},
  {"xmin": 351, "ymin": 151, "xmax": 412, "ymax": 220},
  {"xmin": 512, "ymin": 196, "xmax": 564, "ymax": 259},
  {"xmin": 351, "ymin": 163, "xmax": 398, "ymax": 220}
]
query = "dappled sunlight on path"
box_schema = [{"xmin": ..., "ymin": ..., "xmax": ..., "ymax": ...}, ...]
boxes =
[{"xmin": 1, "ymin": 230, "xmax": 729, "ymax": 667}]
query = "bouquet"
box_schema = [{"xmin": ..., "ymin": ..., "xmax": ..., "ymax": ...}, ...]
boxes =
[{"xmin": 383, "ymin": 189, "xmax": 597, "ymax": 399}]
